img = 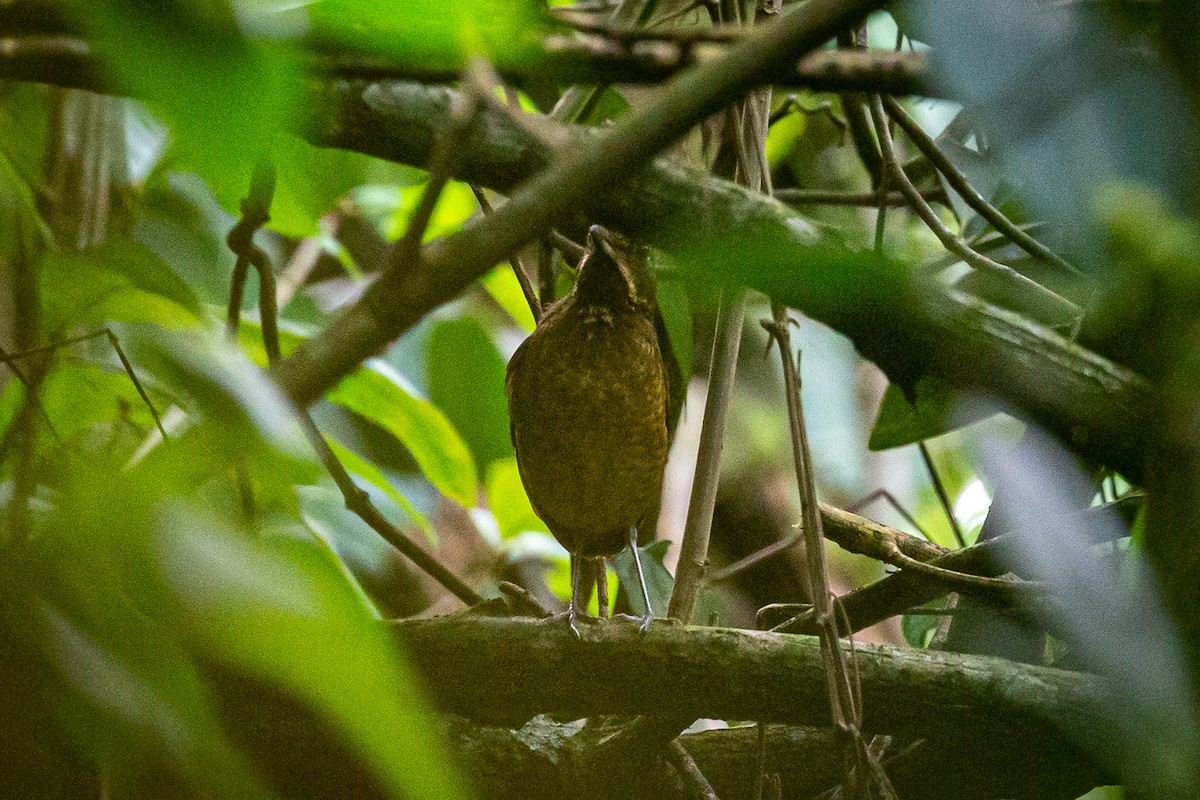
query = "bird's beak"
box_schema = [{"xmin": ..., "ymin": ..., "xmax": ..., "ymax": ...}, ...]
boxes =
[{"xmin": 586, "ymin": 224, "xmax": 613, "ymax": 257}]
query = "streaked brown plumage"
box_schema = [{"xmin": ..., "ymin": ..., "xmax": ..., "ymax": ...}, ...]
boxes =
[{"xmin": 505, "ymin": 225, "xmax": 668, "ymax": 631}]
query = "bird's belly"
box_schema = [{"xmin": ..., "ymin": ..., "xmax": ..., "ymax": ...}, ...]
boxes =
[{"xmin": 509, "ymin": 320, "xmax": 668, "ymax": 554}]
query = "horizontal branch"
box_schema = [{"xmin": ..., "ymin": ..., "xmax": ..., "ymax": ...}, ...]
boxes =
[
  {"xmin": 332, "ymin": 44, "xmax": 934, "ymax": 96},
  {"xmin": 770, "ymin": 495, "xmax": 1143, "ymax": 635},
  {"xmin": 273, "ymin": 0, "xmax": 887, "ymax": 407},
  {"xmin": 308, "ymin": 79, "xmax": 1154, "ymax": 481},
  {"xmin": 0, "ymin": 32, "xmax": 935, "ymax": 97},
  {"xmin": 441, "ymin": 714, "xmax": 1105, "ymax": 800},
  {"xmin": 392, "ymin": 616, "xmax": 1116, "ymax": 785}
]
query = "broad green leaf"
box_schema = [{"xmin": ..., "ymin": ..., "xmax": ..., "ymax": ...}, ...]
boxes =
[
  {"xmin": 202, "ymin": 133, "xmax": 417, "ymax": 240},
  {"xmin": 156, "ymin": 509, "xmax": 466, "ymax": 800},
  {"xmin": 427, "ymin": 317, "xmax": 513, "ymax": 472},
  {"xmin": 40, "ymin": 606, "xmax": 276, "ymax": 800},
  {"xmin": 485, "ymin": 457, "xmax": 547, "ymax": 541},
  {"xmin": 902, "ymin": 609, "xmax": 940, "ymax": 648},
  {"xmin": 0, "ymin": 83, "xmax": 49, "ymax": 185},
  {"xmin": 325, "ymin": 435, "xmax": 437, "ymax": 543},
  {"xmin": 136, "ymin": 172, "xmax": 239, "ymax": 307},
  {"xmin": 262, "ymin": 516, "xmax": 381, "ymax": 619},
  {"xmin": 303, "ymin": 0, "xmax": 546, "ymax": 72},
  {"xmin": 41, "ymin": 238, "xmax": 203, "ymax": 331},
  {"xmin": 38, "ymin": 358, "xmax": 168, "ymax": 442},
  {"xmin": 69, "ymin": 1, "xmax": 303, "ymax": 196},
  {"xmin": 36, "ymin": 459, "xmax": 277, "ymax": 800},
  {"xmin": 128, "ymin": 328, "xmax": 320, "ymax": 501},
  {"xmin": 0, "ymin": 150, "xmax": 50, "ymax": 264},
  {"xmin": 328, "ymin": 363, "xmax": 478, "ymax": 507},
  {"xmin": 868, "ymin": 377, "xmax": 999, "ymax": 451},
  {"xmin": 656, "ymin": 277, "xmax": 693, "ymax": 386},
  {"xmin": 481, "ymin": 265, "xmax": 536, "ymax": 332},
  {"xmin": 765, "ymin": 110, "xmax": 806, "ymax": 169}
]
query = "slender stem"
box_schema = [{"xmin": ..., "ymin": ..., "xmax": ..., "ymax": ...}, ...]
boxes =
[
  {"xmin": 667, "ymin": 288, "xmax": 747, "ymax": 623},
  {"xmin": 867, "ymin": 95, "xmax": 1078, "ymax": 323},
  {"xmin": 917, "ymin": 441, "xmax": 966, "ymax": 548},
  {"xmin": 882, "ymin": 96, "xmax": 1078, "ymax": 277},
  {"xmin": 471, "ymin": 184, "xmax": 541, "ymax": 323},
  {"xmin": 300, "ymin": 414, "xmax": 484, "ymax": 607},
  {"xmin": 227, "ymin": 159, "xmax": 484, "ymax": 607},
  {"xmin": 666, "ymin": 741, "xmax": 721, "ymax": 800},
  {"xmin": 775, "ymin": 188, "xmax": 934, "ymax": 207},
  {"xmin": 764, "ymin": 304, "xmax": 892, "ymax": 798}
]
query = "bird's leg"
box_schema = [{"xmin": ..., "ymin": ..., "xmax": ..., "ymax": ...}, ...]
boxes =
[
  {"xmin": 628, "ymin": 527, "xmax": 653, "ymax": 633},
  {"xmin": 568, "ymin": 553, "xmax": 583, "ymax": 638},
  {"xmin": 595, "ymin": 556, "xmax": 610, "ymax": 619}
]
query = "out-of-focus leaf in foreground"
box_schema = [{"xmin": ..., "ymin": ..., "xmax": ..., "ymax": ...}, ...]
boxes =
[
  {"xmin": 985, "ymin": 428, "xmax": 1200, "ymax": 798},
  {"xmin": 910, "ymin": 0, "xmax": 1195, "ymax": 240},
  {"xmin": 302, "ymin": 0, "xmax": 547, "ymax": 73},
  {"xmin": 156, "ymin": 508, "xmax": 466, "ymax": 800},
  {"xmin": 67, "ymin": 1, "xmax": 303, "ymax": 196}
]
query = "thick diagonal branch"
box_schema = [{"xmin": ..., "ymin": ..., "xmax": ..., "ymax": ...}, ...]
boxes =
[
  {"xmin": 273, "ymin": 0, "xmax": 886, "ymax": 407},
  {"xmin": 307, "ymin": 80, "xmax": 1153, "ymax": 482}
]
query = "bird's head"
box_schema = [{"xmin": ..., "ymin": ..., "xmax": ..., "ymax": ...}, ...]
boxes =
[{"xmin": 573, "ymin": 225, "xmax": 656, "ymax": 313}]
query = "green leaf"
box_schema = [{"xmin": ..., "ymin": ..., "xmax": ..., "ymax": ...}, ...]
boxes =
[
  {"xmin": 325, "ymin": 435, "xmax": 437, "ymax": 544},
  {"xmin": 386, "ymin": 180, "xmax": 478, "ymax": 242},
  {"xmin": 70, "ymin": 1, "xmax": 303, "ymax": 194},
  {"xmin": 304, "ymin": 0, "xmax": 545, "ymax": 72},
  {"xmin": 40, "ymin": 606, "xmax": 277, "ymax": 800},
  {"xmin": 765, "ymin": 110, "xmax": 806, "ymax": 169},
  {"xmin": 0, "ymin": 83, "xmax": 49, "ymax": 185},
  {"xmin": 38, "ymin": 358, "xmax": 167, "ymax": 442},
  {"xmin": 481, "ymin": 265, "xmax": 536, "ymax": 332},
  {"xmin": 328, "ymin": 364, "xmax": 478, "ymax": 507},
  {"xmin": 485, "ymin": 456, "xmax": 547, "ymax": 541},
  {"xmin": 613, "ymin": 539, "xmax": 674, "ymax": 617},
  {"xmin": 427, "ymin": 317, "xmax": 513, "ymax": 473},
  {"xmin": 203, "ymin": 133, "xmax": 416, "ymax": 240},
  {"xmin": 902, "ymin": 610, "xmax": 941, "ymax": 648},
  {"xmin": 128, "ymin": 328, "xmax": 320, "ymax": 499},
  {"xmin": 0, "ymin": 150, "xmax": 50, "ymax": 264},
  {"xmin": 156, "ymin": 509, "xmax": 466, "ymax": 800},
  {"xmin": 868, "ymin": 377, "xmax": 1000, "ymax": 451},
  {"xmin": 656, "ymin": 277, "xmax": 693, "ymax": 385},
  {"xmin": 41, "ymin": 238, "xmax": 204, "ymax": 331}
]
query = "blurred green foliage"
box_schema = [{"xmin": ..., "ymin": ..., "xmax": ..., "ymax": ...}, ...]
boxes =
[{"xmin": 1, "ymin": 0, "xmax": 1197, "ymax": 796}]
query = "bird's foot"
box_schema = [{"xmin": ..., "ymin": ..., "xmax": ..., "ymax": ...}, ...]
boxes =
[
  {"xmin": 614, "ymin": 612, "xmax": 654, "ymax": 634},
  {"xmin": 542, "ymin": 605, "xmax": 601, "ymax": 638}
]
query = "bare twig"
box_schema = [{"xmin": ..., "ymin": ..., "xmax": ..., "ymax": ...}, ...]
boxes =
[
  {"xmin": 867, "ymin": 95, "xmax": 1078, "ymax": 324},
  {"xmin": 1, "ymin": 328, "xmax": 167, "ymax": 440},
  {"xmin": 881, "ymin": 96, "xmax": 1078, "ymax": 277},
  {"xmin": 848, "ymin": 488, "xmax": 929, "ymax": 539},
  {"xmin": 775, "ymin": 188, "xmax": 938, "ymax": 207},
  {"xmin": 666, "ymin": 740, "xmax": 721, "ymax": 800},
  {"xmin": 917, "ymin": 442, "xmax": 966, "ymax": 548},
  {"xmin": 226, "ymin": 158, "xmax": 484, "ymax": 608},
  {"xmin": 470, "ymin": 184, "xmax": 541, "ymax": 322},
  {"xmin": 763, "ymin": 305, "xmax": 894, "ymax": 799},
  {"xmin": 667, "ymin": 286, "xmax": 746, "ymax": 622}
]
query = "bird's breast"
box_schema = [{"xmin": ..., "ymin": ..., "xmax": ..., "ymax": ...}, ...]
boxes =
[{"xmin": 506, "ymin": 309, "xmax": 669, "ymax": 553}]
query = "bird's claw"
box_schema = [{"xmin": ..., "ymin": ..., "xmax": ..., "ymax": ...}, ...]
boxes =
[
  {"xmin": 614, "ymin": 612, "xmax": 654, "ymax": 634},
  {"xmin": 543, "ymin": 605, "xmax": 600, "ymax": 638}
]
